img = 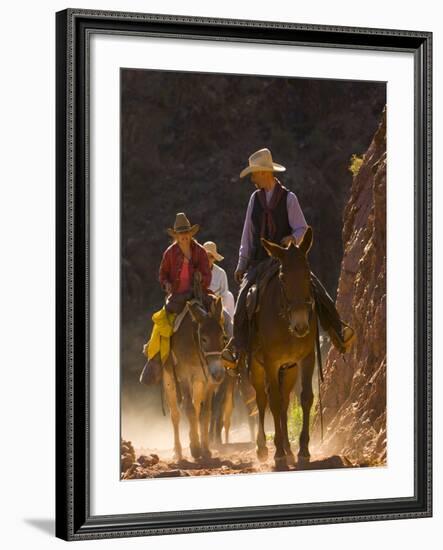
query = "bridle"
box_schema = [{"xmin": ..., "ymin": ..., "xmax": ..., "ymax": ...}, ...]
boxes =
[
  {"xmin": 278, "ymin": 270, "xmax": 315, "ymax": 330},
  {"xmin": 192, "ymin": 311, "xmax": 227, "ymax": 381}
]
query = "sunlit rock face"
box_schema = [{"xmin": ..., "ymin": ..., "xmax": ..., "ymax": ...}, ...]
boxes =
[{"xmin": 313, "ymin": 108, "xmax": 387, "ymax": 467}]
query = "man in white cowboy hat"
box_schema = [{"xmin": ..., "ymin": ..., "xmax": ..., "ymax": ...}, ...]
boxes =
[
  {"xmin": 203, "ymin": 241, "xmax": 235, "ymax": 320},
  {"xmin": 221, "ymin": 147, "xmax": 355, "ymax": 366}
]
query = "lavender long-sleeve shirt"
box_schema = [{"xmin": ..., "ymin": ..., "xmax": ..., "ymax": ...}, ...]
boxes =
[{"xmin": 237, "ymin": 188, "xmax": 308, "ymax": 271}]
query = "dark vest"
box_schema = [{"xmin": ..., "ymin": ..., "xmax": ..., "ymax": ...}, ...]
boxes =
[{"xmin": 250, "ymin": 185, "xmax": 292, "ymax": 263}]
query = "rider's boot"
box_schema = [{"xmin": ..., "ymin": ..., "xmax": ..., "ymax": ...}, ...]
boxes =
[
  {"xmin": 222, "ymin": 306, "xmax": 249, "ymax": 370},
  {"xmin": 327, "ymin": 322, "xmax": 356, "ymax": 354}
]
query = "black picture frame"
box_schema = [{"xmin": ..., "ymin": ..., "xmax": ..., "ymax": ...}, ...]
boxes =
[{"xmin": 55, "ymin": 8, "xmax": 432, "ymax": 541}]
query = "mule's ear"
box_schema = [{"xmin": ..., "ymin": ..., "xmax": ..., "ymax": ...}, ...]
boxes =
[
  {"xmin": 213, "ymin": 295, "xmax": 223, "ymax": 322},
  {"xmin": 187, "ymin": 301, "xmax": 207, "ymax": 324},
  {"xmin": 261, "ymin": 238, "xmax": 285, "ymax": 261},
  {"xmin": 298, "ymin": 226, "xmax": 313, "ymax": 255}
]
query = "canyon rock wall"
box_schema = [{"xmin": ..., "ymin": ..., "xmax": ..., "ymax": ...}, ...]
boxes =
[{"xmin": 313, "ymin": 108, "xmax": 387, "ymax": 466}]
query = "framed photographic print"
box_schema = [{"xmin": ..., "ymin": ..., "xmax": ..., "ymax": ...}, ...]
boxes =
[{"xmin": 55, "ymin": 8, "xmax": 432, "ymax": 541}]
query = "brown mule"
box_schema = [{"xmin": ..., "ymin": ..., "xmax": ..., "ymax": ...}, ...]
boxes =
[
  {"xmin": 249, "ymin": 227, "xmax": 318, "ymax": 470},
  {"xmin": 162, "ymin": 296, "xmax": 227, "ymax": 461},
  {"xmin": 209, "ymin": 372, "xmax": 258, "ymax": 447}
]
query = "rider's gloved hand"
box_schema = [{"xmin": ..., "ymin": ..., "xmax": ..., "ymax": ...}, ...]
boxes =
[
  {"xmin": 164, "ymin": 282, "xmax": 172, "ymax": 294},
  {"xmin": 280, "ymin": 234, "xmax": 297, "ymax": 247}
]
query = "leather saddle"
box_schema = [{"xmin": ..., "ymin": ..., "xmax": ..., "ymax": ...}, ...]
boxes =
[
  {"xmin": 172, "ymin": 298, "xmax": 203, "ymax": 333},
  {"xmin": 246, "ymin": 258, "xmax": 280, "ymax": 321}
]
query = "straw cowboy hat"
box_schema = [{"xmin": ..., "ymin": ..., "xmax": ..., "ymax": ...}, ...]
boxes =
[
  {"xmin": 167, "ymin": 212, "xmax": 200, "ymax": 237},
  {"xmin": 239, "ymin": 147, "xmax": 286, "ymax": 178},
  {"xmin": 203, "ymin": 241, "xmax": 224, "ymax": 262}
]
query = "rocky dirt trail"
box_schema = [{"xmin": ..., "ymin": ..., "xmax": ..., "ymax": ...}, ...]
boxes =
[{"xmin": 121, "ymin": 439, "xmax": 356, "ymax": 479}]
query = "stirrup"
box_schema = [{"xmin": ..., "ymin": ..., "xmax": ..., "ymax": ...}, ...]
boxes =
[
  {"xmin": 221, "ymin": 349, "xmax": 237, "ymax": 369},
  {"xmin": 221, "ymin": 339, "xmax": 238, "ymax": 369}
]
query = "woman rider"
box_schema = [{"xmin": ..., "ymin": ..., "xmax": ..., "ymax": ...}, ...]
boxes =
[{"xmin": 142, "ymin": 212, "xmax": 214, "ymax": 374}]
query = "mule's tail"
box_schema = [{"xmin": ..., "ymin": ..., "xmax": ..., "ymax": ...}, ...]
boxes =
[{"xmin": 160, "ymin": 377, "xmax": 166, "ymax": 417}]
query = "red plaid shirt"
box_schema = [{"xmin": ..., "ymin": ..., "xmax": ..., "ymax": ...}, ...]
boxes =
[{"xmin": 159, "ymin": 239, "xmax": 212, "ymax": 294}]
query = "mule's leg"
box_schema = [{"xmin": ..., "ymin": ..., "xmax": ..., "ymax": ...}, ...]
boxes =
[
  {"xmin": 250, "ymin": 358, "xmax": 268, "ymax": 462},
  {"xmin": 248, "ymin": 415, "xmax": 257, "ymax": 445},
  {"xmin": 199, "ymin": 386, "xmax": 214, "ymax": 459},
  {"xmin": 210, "ymin": 383, "xmax": 224, "ymax": 446},
  {"xmin": 268, "ymin": 370, "xmax": 288, "ymax": 470},
  {"xmin": 279, "ymin": 366, "xmax": 299, "ymax": 467},
  {"xmin": 163, "ymin": 367, "xmax": 182, "ymax": 461},
  {"xmin": 298, "ymin": 351, "xmax": 315, "ymax": 462},
  {"xmin": 182, "ymin": 384, "xmax": 201, "ymax": 459},
  {"xmin": 239, "ymin": 363, "xmax": 257, "ymax": 415},
  {"xmin": 214, "ymin": 410, "xmax": 223, "ymax": 446},
  {"xmin": 223, "ymin": 376, "xmax": 235, "ymax": 444}
]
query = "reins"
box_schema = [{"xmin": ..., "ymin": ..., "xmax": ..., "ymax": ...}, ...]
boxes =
[
  {"xmin": 278, "ymin": 274, "xmax": 315, "ymax": 328},
  {"xmin": 192, "ymin": 324, "xmax": 210, "ymax": 381},
  {"xmin": 191, "ymin": 303, "xmax": 226, "ymax": 382}
]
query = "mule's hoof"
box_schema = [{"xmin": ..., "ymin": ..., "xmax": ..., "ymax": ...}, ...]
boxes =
[
  {"xmin": 274, "ymin": 456, "xmax": 289, "ymax": 471},
  {"xmin": 201, "ymin": 448, "xmax": 212, "ymax": 460},
  {"xmin": 173, "ymin": 451, "xmax": 183, "ymax": 462},
  {"xmin": 257, "ymin": 446, "xmax": 268, "ymax": 462},
  {"xmin": 190, "ymin": 445, "xmax": 202, "ymax": 459},
  {"xmin": 297, "ymin": 452, "xmax": 311, "ymax": 465},
  {"xmin": 286, "ymin": 452, "xmax": 296, "ymax": 467}
]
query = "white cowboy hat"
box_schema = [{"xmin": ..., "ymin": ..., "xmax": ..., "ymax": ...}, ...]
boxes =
[
  {"xmin": 239, "ymin": 147, "xmax": 286, "ymax": 178},
  {"xmin": 166, "ymin": 212, "xmax": 200, "ymax": 238},
  {"xmin": 203, "ymin": 241, "xmax": 224, "ymax": 262}
]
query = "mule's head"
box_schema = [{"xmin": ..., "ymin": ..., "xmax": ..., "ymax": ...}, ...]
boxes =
[
  {"xmin": 262, "ymin": 227, "xmax": 314, "ymax": 337},
  {"xmin": 187, "ymin": 296, "xmax": 226, "ymax": 383}
]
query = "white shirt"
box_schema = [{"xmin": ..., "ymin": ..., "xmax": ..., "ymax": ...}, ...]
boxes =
[
  {"xmin": 237, "ymin": 186, "xmax": 308, "ymax": 271},
  {"xmin": 209, "ymin": 263, "xmax": 235, "ymax": 319}
]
